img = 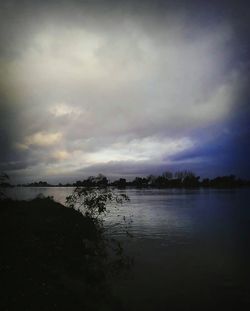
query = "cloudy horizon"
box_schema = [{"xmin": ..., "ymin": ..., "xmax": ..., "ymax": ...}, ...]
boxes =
[{"xmin": 0, "ymin": 0, "xmax": 250, "ymax": 183}]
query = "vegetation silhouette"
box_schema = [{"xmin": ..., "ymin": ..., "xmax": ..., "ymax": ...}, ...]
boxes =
[
  {"xmin": 0, "ymin": 184, "xmax": 132, "ymax": 310},
  {"xmin": 13, "ymin": 171, "xmax": 250, "ymax": 189},
  {"xmin": 0, "ymin": 173, "xmax": 11, "ymax": 199}
]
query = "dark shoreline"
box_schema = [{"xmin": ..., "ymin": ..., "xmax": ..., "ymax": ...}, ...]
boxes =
[
  {"xmin": 6, "ymin": 174, "xmax": 250, "ymax": 189},
  {"xmin": 0, "ymin": 197, "xmax": 123, "ymax": 310}
]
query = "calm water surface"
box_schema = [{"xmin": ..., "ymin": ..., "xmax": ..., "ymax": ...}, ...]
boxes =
[{"xmin": 4, "ymin": 187, "xmax": 250, "ymax": 310}]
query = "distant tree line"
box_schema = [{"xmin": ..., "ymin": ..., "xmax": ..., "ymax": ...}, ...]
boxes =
[
  {"xmin": 10, "ymin": 171, "xmax": 250, "ymax": 189},
  {"xmin": 111, "ymin": 171, "xmax": 250, "ymax": 188},
  {"xmin": 19, "ymin": 181, "xmax": 54, "ymax": 187}
]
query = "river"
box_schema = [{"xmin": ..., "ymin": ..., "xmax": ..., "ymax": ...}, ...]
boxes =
[{"xmin": 3, "ymin": 187, "xmax": 250, "ymax": 310}]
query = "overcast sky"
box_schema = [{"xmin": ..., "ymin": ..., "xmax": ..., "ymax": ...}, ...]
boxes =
[{"xmin": 0, "ymin": 0, "xmax": 250, "ymax": 183}]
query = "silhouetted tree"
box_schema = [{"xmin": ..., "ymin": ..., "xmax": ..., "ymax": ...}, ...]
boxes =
[
  {"xmin": 132, "ymin": 177, "xmax": 148, "ymax": 188},
  {"xmin": 0, "ymin": 173, "xmax": 10, "ymax": 199},
  {"xmin": 65, "ymin": 186, "xmax": 132, "ymax": 272},
  {"xmin": 147, "ymin": 175, "xmax": 157, "ymax": 185},
  {"xmin": 201, "ymin": 178, "xmax": 210, "ymax": 187},
  {"xmin": 182, "ymin": 174, "xmax": 200, "ymax": 187},
  {"xmin": 175, "ymin": 170, "xmax": 195, "ymax": 182},
  {"xmin": 162, "ymin": 171, "xmax": 173, "ymax": 180},
  {"xmin": 154, "ymin": 176, "xmax": 168, "ymax": 188},
  {"xmin": 209, "ymin": 175, "xmax": 237, "ymax": 188},
  {"xmin": 94, "ymin": 174, "xmax": 109, "ymax": 187},
  {"xmin": 112, "ymin": 178, "xmax": 127, "ymax": 188}
]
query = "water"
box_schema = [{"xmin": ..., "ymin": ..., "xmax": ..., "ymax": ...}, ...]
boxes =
[{"xmin": 3, "ymin": 187, "xmax": 250, "ymax": 309}]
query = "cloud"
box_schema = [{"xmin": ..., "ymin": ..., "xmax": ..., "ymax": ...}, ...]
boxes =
[
  {"xmin": 0, "ymin": 0, "xmax": 249, "ymax": 181},
  {"xmin": 49, "ymin": 103, "xmax": 82, "ymax": 118},
  {"xmin": 23, "ymin": 132, "xmax": 62, "ymax": 147},
  {"xmin": 84, "ymin": 136, "xmax": 194, "ymax": 163},
  {"xmin": 52, "ymin": 150, "xmax": 70, "ymax": 161}
]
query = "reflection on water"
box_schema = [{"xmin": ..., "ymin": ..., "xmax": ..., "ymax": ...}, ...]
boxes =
[
  {"xmin": 4, "ymin": 187, "xmax": 250, "ymax": 310},
  {"xmin": 3, "ymin": 186, "xmax": 74, "ymax": 205}
]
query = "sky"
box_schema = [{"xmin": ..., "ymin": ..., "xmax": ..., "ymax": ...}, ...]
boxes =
[{"xmin": 0, "ymin": 0, "xmax": 250, "ymax": 183}]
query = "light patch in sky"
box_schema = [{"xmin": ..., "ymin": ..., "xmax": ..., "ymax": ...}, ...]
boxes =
[
  {"xmin": 52, "ymin": 150, "xmax": 70, "ymax": 161},
  {"xmin": 49, "ymin": 103, "xmax": 81, "ymax": 117},
  {"xmin": 85, "ymin": 137, "xmax": 194, "ymax": 164},
  {"xmin": 23, "ymin": 132, "xmax": 62, "ymax": 147}
]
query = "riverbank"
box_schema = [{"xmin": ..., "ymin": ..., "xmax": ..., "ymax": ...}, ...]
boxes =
[{"xmin": 0, "ymin": 197, "xmax": 122, "ymax": 310}]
